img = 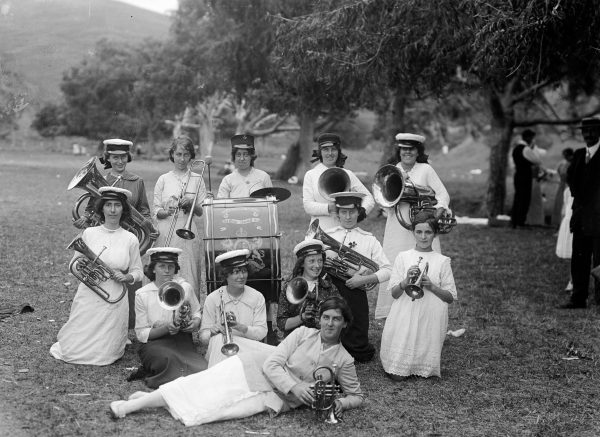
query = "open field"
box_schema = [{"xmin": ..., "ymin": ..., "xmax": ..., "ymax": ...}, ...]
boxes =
[{"xmin": 1, "ymin": 144, "xmax": 599, "ymax": 436}]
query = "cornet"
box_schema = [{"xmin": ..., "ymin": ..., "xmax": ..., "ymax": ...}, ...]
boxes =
[
  {"xmin": 312, "ymin": 365, "xmax": 341, "ymax": 424},
  {"xmin": 219, "ymin": 291, "xmax": 240, "ymax": 356},
  {"xmin": 405, "ymin": 257, "xmax": 429, "ymax": 301},
  {"xmin": 157, "ymin": 279, "xmax": 192, "ymax": 328},
  {"xmin": 286, "ymin": 277, "xmax": 320, "ymax": 326}
]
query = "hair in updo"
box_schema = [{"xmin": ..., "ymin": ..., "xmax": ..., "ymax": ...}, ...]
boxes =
[
  {"xmin": 410, "ymin": 210, "xmax": 439, "ymax": 233},
  {"xmin": 169, "ymin": 136, "xmax": 196, "ymax": 162},
  {"xmin": 93, "ymin": 195, "xmax": 131, "ymax": 224},
  {"xmin": 143, "ymin": 260, "xmax": 181, "ymax": 281}
]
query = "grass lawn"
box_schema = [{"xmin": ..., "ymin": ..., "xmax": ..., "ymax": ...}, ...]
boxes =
[{"xmin": 1, "ymin": 144, "xmax": 599, "ymax": 436}]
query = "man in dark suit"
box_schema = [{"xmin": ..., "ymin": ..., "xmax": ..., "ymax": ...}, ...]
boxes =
[
  {"xmin": 511, "ymin": 129, "xmax": 537, "ymax": 228},
  {"xmin": 559, "ymin": 117, "xmax": 600, "ymax": 309}
]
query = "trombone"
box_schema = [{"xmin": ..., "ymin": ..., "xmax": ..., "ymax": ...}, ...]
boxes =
[{"xmin": 164, "ymin": 159, "xmax": 208, "ymax": 245}]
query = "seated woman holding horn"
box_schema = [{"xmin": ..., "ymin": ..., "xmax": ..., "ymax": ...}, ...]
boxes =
[
  {"xmin": 276, "ymin": 239, "xmax": 340, "ymax": 340},
  {"xmin": 200, "ymin": 249, "xmax": 268, "ymax": 367},
  {"xmin": 380, "ymin": 211, "xmax": 457, "ymax": 380},
  {"xmin": 131, "ymin": 247, "xmax": 206, "ymax": 388},
  {"xmin": 302, "ymin": 133, "xmax": 374, "ymax": 231},
  {"xmin": 51, "ymin": 187, "xmax": 143, "ymax": 365},
  {"xmin": 110, "ymin": 296, "xmax": 363, "ymax": 426}
]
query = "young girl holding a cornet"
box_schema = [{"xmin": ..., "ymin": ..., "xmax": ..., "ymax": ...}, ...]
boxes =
[{"xmin": 380, "ymin": 211, "xmax": 457, "ymax": 380}]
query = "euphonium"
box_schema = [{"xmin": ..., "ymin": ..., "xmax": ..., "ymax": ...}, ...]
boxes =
[
  {"xmin": 67, "ymin": 235, "xmax": 127, "ymax": 304},
  {"xmin": 68, "ymin": 157, "xmax": 159, "ymax": 255},
  {"xmin": 372, "ymin": 164, "xmax": 456, "ymax": 234},
  {"xmin": 404, "ymin": 256, "xmax": 428, "ymax": 301},
  {"xmin": 306, "ymin": 219, "xmax": 379, "ymax": 291},
  {"xmin": 219, "ymin": 290, "xmax": 240, "ymax": 356},
  {"xmin": 312, "ymin": 365, "xmax": 341, "ymax": 424},
  {"xmin": 318, "ymin": 167, "xmax": 350, "ymax": 201},
  {"xmin": 157, "ymin": 279, "xmax": 192, "ymax": 328}
]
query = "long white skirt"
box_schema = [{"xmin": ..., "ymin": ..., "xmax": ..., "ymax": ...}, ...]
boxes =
[{"xmin": 556, "ymin": 189, "xmax": 573, "ymax": 259}]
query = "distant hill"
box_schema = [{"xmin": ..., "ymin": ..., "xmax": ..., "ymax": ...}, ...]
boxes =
[{"xmin": 0, "ymin": 0, "xmax": 171, "ymax": 105}]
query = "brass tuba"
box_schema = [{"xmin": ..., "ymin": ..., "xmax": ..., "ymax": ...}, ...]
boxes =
[
  {"xmin": 372, "ymin": 164, "xmax": 456, "ymax": 234},
  {"xmin": 219, "ymin": 290, "xmax": 240, "ymax": 356},
  {"xmin": 306, "ymin": 220, "xmax": 379, "ymax": 291},
  {"xmin": 68, "ymin": 157, "xmax": 159, "ymax": 255},
  {"xmin": 318, "ymin": 167, "xmax": 350, "ymax": 201},
  {"xmin": 404, "ymin": 256, "xmax": 428, "ymax": 301},
  {"xmin": 312, "ymin": 365, "xmax": 341, "ymax": 424},
  {"xmin": 158, "ymin": 279, "xmax": 192, "ymax": 328},
  {"xmin": 67, "ymin": 235, "xmax": 127, "ymax": 304}
]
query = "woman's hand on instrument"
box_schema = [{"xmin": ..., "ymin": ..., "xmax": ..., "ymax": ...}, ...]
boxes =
[
  {"xmin": 334, "ymin": 399, "xmax": 344, "ymax": 416},
  {"xmin": 112, "ymin": 271, "xmax": 130, "ymax": 283},
  {"xmin": 327, "ymin": 201, "xmax": 337, "ymax": 214},
  {"xmin": 345, "ymin": 273, "xmax": 366, "ymax": 290},
  {"xmin": 291, "ymin": 382, "xmax": 315, "ymax": 406},
  {"xmin": 300, "ymin": 306, "xmax": 317, "ymax": 324},
  {"xmin": 230, "ymin": 320, "xmax": 249, "ymax": 334},
  {"xmin": 181, "ymin": 317, "xmax": 201, "ymax": 333},
  {"xmin": 421, "ymin": 274, "xmax": 433, "ymax": 289},
  {"xmin": 73, "ymin": 216, "xmax": 91, "ymax": 229},
  {"xmin": 405, "ymin": 265, "xmax": 420, "ymax": 282},
  {"xmin": 167, "ymin": 320, "xmax": 180, "ymax": 335},
  {"xmin": 179, "ymin": 197, "xmax": 193, "ymax": 213},
  {"xmin": 210, "ymin": 324, "xmax": 225, "ymax": 336}
]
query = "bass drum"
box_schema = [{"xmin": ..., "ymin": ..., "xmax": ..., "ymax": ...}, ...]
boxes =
[{"xmin": 203, "ymin": 197, "xmax": 281, "ymax": 302}]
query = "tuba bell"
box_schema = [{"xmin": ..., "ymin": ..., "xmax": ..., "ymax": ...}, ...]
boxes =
[
  {"xmin": 67, "ymin": 235, "xmax": 127, "ymax": 304},
  {"xmin": 68, "ymin": 157, "xmax": 159, "ymax": 255},
  {"xmin": 372, "ymin": 164, "xmax": 456, "ymax": 234},
  {"xmin": 158, "ymin": 279, "xmax": 192, "ymax": 328},
  {"xmin": 318, "ymin": 167, "xmax": 350, "ymax": 201},
  {"xmin": 306, "ymin": 220, "xmax": 379, "ymax": 291}
]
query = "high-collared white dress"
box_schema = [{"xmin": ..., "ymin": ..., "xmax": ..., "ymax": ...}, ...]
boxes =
[
  {"xmin": 375, "ymin": 162, "xmax": 450, "ymax": 319},
  {"xmin": 380, "ymin": 249, "xmax": 457, "ymax": 377},
  {"xmin": 217, "ymin": 167, "xmax": 272, "ymax": 198},
  {"xmin": 50, "ymin": 225, "xmax": 143, "ymax": 365}
]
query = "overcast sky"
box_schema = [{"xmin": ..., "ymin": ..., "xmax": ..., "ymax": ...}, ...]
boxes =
[{"xmin": 115, "ymin": 0, "xmax": 178, "ymax": 15}]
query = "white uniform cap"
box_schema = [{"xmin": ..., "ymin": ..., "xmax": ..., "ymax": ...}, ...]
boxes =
[
  {"xmin": 98, "ymin": 186, "xmax": 132, "ymax": 201},
  {"xmin": 215, "ymin": 249, "xmax": 251, "ymax": 268},
  {"xmin": 395, "ymin": 133, "xmax": 425, "ymax": 147},
  {"xmin": 293, "ymin": 239, "xmax": 327, "ymax": 257}
]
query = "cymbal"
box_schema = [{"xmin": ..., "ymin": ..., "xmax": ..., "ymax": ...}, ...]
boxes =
[{"xmin": 250, "ymin": 187, "xmax": 291, "ymax": 202}]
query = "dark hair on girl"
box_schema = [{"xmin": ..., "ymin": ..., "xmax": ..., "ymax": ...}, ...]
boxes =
[
  {"xmin": 335, "ymin": 205, "xmax": 367, "ymax": 223},
  {"xmin": 93, "ymin": 196, "xmax": 131, "ymax": 224},
  {"xmin": 143, "ymin": 260, "xmax": 181, "ymax": 281},
  {"xmin": 290, "ymin": 252, "xmax": 327, "ymax": 279},
  {"xmin": 100, "ymin": 152, "xmax": 132, "ymax": 170},
  {"xmin": 318, "ymin": 296, "xmax": 353, "ymax": 327},
  {"xmin": 231, "ymin": 147, "xmax": 257, "ymax": 167},
  {"xmin": 218, "ymin": 264, "xmax": 248, "ymax": 285},
  {"xmin": 410, "ymin": 210, "xmax": 439, "ymax": 233},
  {"xmin": 169, "ymin": 136, "xmax": 196, "ymax": 162},
  {"xmin": 395, "ymin": 143, "xmax": 429, "ymax": 164}
]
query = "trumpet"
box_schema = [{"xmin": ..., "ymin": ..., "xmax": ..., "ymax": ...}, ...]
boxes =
[
  {"xmin": 165, "ymin": 159, "xmax": 209, "ymax": 245},
  {"xmin": 67, "ymin": 236, "xmax": 127, "ymax": 304},
  {"xmin": 157, "ymin": 279, "xmax": 192, "ymax": 328},
  {"xmin": 312, "ymin": 365, "xmax": 341, "ymax": 424},
  {"xmin": 405, "ymin": 257, "xmax": 429, "ymax": 301},
  {"xmin": 219, "ymin": 291, "xmax": 240, "ymax": 356},
  {"xmin": 286, "ymin": 277, "xmax": 320, "ymax": 326}
]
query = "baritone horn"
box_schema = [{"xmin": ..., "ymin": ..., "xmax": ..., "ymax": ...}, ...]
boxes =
[
  {"xmin": 158, "ymin": 279, "xmax": 192, "ymax": 328},
  {"xmin": 312, "ymin": 365, "xmax": 341, "ymax": 424},
  {"xmin": 68, "ymin": 157, "xmax": 158, "ymax": 255},
  {"xmin": 318, "ymin": 167, "xmax": 350, "ymax": 201},
  {"xmin": 405, "ymin": 257, "xmax": 428, "ymax": 301},
  {"xmin": 67, "ymin": 235, "xmax": 127, "ymax": 304},
  {"xmin": 372, "ymin": 164, "xmax": 456, "ymax": 234},
  {"xmin": 219, "ymin": 290, "xmax": 240, "ymax": 356}
]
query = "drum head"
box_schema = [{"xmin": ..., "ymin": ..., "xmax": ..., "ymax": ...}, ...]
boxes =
[{"xmin": 250, "ymin": 187, "xmax": 291, "ymax": 202}]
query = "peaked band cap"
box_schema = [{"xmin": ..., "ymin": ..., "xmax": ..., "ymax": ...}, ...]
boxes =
[
  {"xmin": 395, "ymin": 133, "xmax": 425, "ymax": 148},
  {"xmin": 317, "ymin": 133, "xmax": 342, "ymax": 149},
  {"xmin": 103, "ymin": 139, "xmax": 133, "ymax": 154},
  {"xmin": 231, "ymin": 134, "xmax": 255, "ymax": 150},
  {"xmin": 98, "ymin": 186, "xmax": 132, "ymax": 201},
  {"xmin": 579, "ymin": 117, "xmax": 600, "ymax": 128},
  {"xmin": 331, "ymin": 191, "xmax": 366, "ymax": 208},
  {"xmin": 146, "ymin": 247, "xmax": 182, "ymax": 263},
  {"xmin": 294, "ymin": 239, "xmax": 327, "ymax": 257},
  {"xmin": 215, "ymin": 249, "xmax": 251, "ymax": 268}
]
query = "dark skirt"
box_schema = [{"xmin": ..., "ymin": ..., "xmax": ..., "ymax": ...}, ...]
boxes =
[
  {"xmin": 138, "ymin": 332, "xmax": 208, "ymax": 389},
  {"xmin": 331, "ymin": 278, "xmax": 375, "ymax": 362}
]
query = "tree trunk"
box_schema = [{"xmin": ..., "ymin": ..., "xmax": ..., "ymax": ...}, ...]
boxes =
[
  {"xmin": 273, "ymin": 141, "xmax": 300, "ymax": 180},
  {"xmin": 294, "ymin": 111, "xmax": 316, "ymax": 183},
  {"xmin": 379, "ymin": 87, "xmax": 407, "ymax": 166},
  {"xmin": 485, "ymin": 87, "xmax": 515, "ymax": 223}
]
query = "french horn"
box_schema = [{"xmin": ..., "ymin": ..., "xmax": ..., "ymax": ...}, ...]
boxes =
[
  {"xmin": 306, "ymin": 220, "xmax": 379, "ymax": 291},
  {"xmin": 372, "ymin": 164, "xmax": 456, "ymax": 234},
  {"xmin": 67, "ymin": 235, "xmax": 127, "ymax": 304},
  {"xmin": 68, "ymin": 157, "xmax": 158, "ymax": 255}
]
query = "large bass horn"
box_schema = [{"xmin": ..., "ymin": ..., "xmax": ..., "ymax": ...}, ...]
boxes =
[
  {"xmin": 68, "ymin": 157, "xmax": 158, "ymax": 255},
  {"xmin": 318, "ymin": 167, "xmax": 350, "ymax": 201},
  {"xmin": 372, "ymin": 164, "xmax": 456, "ymax": 234}
]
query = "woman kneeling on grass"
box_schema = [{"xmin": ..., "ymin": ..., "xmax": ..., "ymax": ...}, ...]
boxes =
[
  {"xmin": 109, "ymin": 296, "xmax": 363, "ymax": 426},
  {"xmin": 132, "ymin": 247, "xmax": 206, "ymax": 388},
  {"xmin": 379, "ymin": 211, "xmax": 457, "ymax": 380}
]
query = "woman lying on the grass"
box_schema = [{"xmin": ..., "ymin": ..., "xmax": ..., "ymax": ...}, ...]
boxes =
[
  {"xmin": 132, "ymin": 247, "xmax": 206, "ymax": 388},
  {"xmin": 379, "ymin": 211, "xmax": 457, "ymax": 380},
  {"xmin": 110, "ymin": 296, "xmax": 364, "ymax": 426}
]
